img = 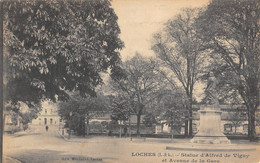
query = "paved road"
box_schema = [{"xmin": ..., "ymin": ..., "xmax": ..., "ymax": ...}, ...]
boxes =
[
  {"xmin": 4, "ymin": 125, "xmax": 151, "ymax": 163},
  {"xmin": 3, "ymin": 126, "xmax": 260, "ymax": 163}
]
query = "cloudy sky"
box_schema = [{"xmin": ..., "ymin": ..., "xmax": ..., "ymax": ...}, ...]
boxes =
[{"xmin": 111, "ymin": 0, "xmax": 209, "ymax": 61}]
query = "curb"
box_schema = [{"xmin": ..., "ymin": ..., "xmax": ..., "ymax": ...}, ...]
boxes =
[
  {"xmin": 56, "ymin": 130, "xmax": 136, "ymax": 143},
  {"xmin": 3, "ymin": 156, "xmax": 22, "ymax": 163},
  {"xmin": 57, "ymin": 130, "xmax": 69, "ymax": 141},
  {"xmin": 166, "ymin": 146, "xmax": 256, "ymax": 152},
  {"xmin": 56, "ymin": 130, "xmax": 82, "ymax": 143}
]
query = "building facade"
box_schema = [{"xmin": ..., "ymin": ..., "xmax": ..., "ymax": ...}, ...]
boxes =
[
  {"xmin": 31, "ymin": 101, "xmax": 61, "ymax": 126},
  {"xmin": 155, "ymin": 104, "xmax": 260, "ymax": 135}
]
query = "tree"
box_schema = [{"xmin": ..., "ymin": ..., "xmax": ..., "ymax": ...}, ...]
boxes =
[
  {"xmin": 256, "ymin": 112, "xmax": 260, "ymax": 126},
  {"xmin": 109, "ymin": 95, "xmax": 131, "ymax": 137},
  {"xmin": 109, "ymin": 53, "xmax": 161, "ymax": 136},
  {"xmin": 110, "ymin": 95, "xmax": 130, "ymax": 123},
  {"xmin": 3, "ymin": 0, "xmax": 123, "ymax": 110},
  {"xmin": 227, "ymin": 107, "xmax": 247, "ymax": 134},
  {"xmin": 19, "ymin": 112, "xmax": 36, "ymax": 130},
  {"xmin": 196, "ymin": 0, "xmax": 259, "ymax": 141},
  {"xmin": 58, "ymin": 92, "xmax": 107, "ymax": 136},
  {"xmin": 152, "ymin": 8, "xmax": 206, "ymax": 137},
  {"xmin": 143, "ymin": 113, "xmax": 157, "ymax": 127},
  {"xmin": 5, "ymin": 101, "xmax": 40, "ymax": 129},
  {"xmin": 158, "ymin": 89, "xmax": 187, "ymax": 139}
]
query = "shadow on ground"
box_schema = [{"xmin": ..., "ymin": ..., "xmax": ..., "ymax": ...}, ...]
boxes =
[
  {"xmin": 8, "ymin": 149, "xmax": 117, "ymax": 163},
  {"xmin": 14, "ymin": 133, "xmax": 41, "ymax": 138}
]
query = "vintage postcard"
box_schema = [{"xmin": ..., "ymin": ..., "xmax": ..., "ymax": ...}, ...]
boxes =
[{"xmin": 1, "ymin": 0, "xmax": 260, "ymax": 163}]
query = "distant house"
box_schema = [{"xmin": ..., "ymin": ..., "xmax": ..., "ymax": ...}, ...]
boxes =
[
  {"xmin": 90, "ymin": 113, "xmax": 145, "ymax": 124},
  {"xmin": 156, "ymin": 104, "xmax": 260, "ymax": 135},
  {"xmin": 4, "ymin": 110, "xmax": 23, "ymax": 133},
  {"xmin": 89, "ymin": 112, "xmax": 111, "ymax": 123},
  {"xmin": 31, "ymin": 101, "xmax": 62, "ymax": 126}
]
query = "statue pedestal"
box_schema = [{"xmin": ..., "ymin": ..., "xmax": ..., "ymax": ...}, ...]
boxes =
[{"xmin": 191, "ymin": 105, "xmax": 230, "ymax": 144}]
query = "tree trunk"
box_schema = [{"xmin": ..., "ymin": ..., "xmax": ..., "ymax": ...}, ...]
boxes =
[
  {"xmin": 170, "ymin": 112, "xmax": 173, "ymax": 140},
  {"xmin": 86, "ymin": 117, "xmax": 89, "ymax": 136},
  {"xmin": 119, "ymin": 121, "xmax": 122, "ymax": 138},
  {"xmin": 171, "ymin": 121, "xmax": 173, "ymax": 140},
  {"xmin": 129, "ymin": 115, "xmax": 131, "ymax": 139},
  {"xmin": 247, "ymin": 106, "xmax": 251, "ymax": 137},
  {"xmin": 188, "ymin": 105, "xmax": 193, "ymax": 137},
  {"xmin": 136, "ymin": 114, "xmax": 141, "ymax": 137},
  {"xmin": 189, "ymin": 119, "xmax": 193, "ymax": 137},
  {"xmin": 68, "ymin": 116, "xmax": 72, "ymax": 139},
  {"xmin": 188, "ymin": 94, "xmax": 193, "ymax": 137},
  {"xmin": 82, "ymin": 116, "xmax": 85, "ymax": 137},
  {"xmin": 184, "ymin": 119, "xmax": 188, "ymax": 137},
  {"xmin": 248, "ymin": 109, "xmax": 257, "ymax": 141},
  {"xmin": 78, "ymin": 117, "xmax": 82, "ymax": 135}
]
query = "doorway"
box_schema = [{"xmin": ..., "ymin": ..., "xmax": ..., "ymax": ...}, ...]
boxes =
[{"xmin": 44, "ymin": 118, "xmax": 47, "ymax": 125}]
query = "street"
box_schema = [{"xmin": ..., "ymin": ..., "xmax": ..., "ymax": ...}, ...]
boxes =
[
  {"xmin": 3, "ymin": 125, "xmax": 169, "ymax": 163},
  {"xmin": 3, "ymin": 126, "xmax": 260, "ymax": 163}
]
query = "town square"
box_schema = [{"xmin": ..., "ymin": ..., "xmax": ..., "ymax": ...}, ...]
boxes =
[{"xmin": 0, "ymin": 0, "xmax": 259, "ymax": 162}]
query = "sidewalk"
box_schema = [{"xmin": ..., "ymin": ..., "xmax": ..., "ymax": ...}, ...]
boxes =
[{"xmin": 57, "ymin": 130, "xmax": 260, "ymax": 148}]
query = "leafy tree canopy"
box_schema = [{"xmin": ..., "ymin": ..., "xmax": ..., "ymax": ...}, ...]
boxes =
[
  {"xmin": 195, "ymin": 0, "xmax": 259, "ymax": 140},
  {"xmin": 143, "ymin": 113, "xmax": 157, "ymax": 127},
  {"xmin": 195, "ymin": 0, "xmax": 259, "ymax": 107},
  {"xmin": 58, "ymin": 92, "xmax": 108, "ymax": 120},
  {"xmin": 110, "ymin": 95, "xmax": 130, "ymax": 122},
  {"xmin": 109, "ymin": 53, "xmax": 163, "ymax": 135},
  {"xmin": 58, "ymin": 91, "xmax": 108, "ymax": 135},
  {"xmin": 3, "ymin": 0, "xmax": 124, "ymax": 108}
]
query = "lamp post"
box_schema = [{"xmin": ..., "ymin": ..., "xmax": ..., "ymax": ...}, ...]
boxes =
[{"xmin": 68, "ymin": 112, "xmax": 72, "ymax": 139}]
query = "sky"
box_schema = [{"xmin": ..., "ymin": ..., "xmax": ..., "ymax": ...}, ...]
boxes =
[
  {"xmin": 111, "ymin": 0, "xmax": 210, "ymax": 61},
  {"xmin": 111, "ymin": 0, "xmax": 210, "ymax": 100}
]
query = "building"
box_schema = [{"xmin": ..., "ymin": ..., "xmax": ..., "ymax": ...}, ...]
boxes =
[
  {"xmin": 156, "ymin": 104, "xmax": 260, "ymax": 135},
  {"xmin": 30, "ymin": 102, "xmax": 260, "ymax": 136},
  {"xmin": 31, "ymin": 101, "xmax": 61, "ymax": 126}
]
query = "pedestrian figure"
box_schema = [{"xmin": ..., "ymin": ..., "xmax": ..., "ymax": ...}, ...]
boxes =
[
  {"xmin": 45, "ymin": 125, "xmax": 49, "ymax": 132},
  {"xmin": 108, "ymin": 130, "xmax": 112, "ymax": 136},
  {"xmin": 124, "ymin": 126, "xmax": 127, "ymax": 137}
]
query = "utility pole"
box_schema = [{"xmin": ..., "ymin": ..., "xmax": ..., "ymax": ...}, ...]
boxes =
[{"xmin": 0, "ymin": 1, "xmax": 4, "ymax": 162}]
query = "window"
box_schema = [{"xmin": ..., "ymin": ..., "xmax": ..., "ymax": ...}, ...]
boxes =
[
  {"xmin": 243, "ymin": 124, "xmax": 248, "ymax": 131},
  {"xmin": 192, "ymin": 123, "xmax": 197, "ymax": 134},
  {"xmin": 45, "ymin": 109, "xmax": 47, "ymax": 114},
  {"xmin": 224, "ymin": 124, "xmax": 232, "ymax": 132}
]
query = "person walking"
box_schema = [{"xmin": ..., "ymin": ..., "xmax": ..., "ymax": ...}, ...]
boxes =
[{"xmin": 45, "ymin": 125, "xmax": 49, "ymax": 132}]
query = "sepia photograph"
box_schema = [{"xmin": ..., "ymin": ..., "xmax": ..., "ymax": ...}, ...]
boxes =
[{"xmin": 1, "ymin": 0, "xmax": 260, "ymax": 162}]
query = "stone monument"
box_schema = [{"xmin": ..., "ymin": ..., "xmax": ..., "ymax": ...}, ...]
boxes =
[{"xmin": 191, "ymin": 72, "xmax": 230, "ymax": 144}]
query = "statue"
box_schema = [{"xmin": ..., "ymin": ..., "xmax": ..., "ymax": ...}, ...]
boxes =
[
  {"xmin": 191, "ymin": 71, "xmax": 231, "ymax": 144},
  {"xmin": 205, "ymin": 72, "xmax": 219, "ymax": 105}
]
